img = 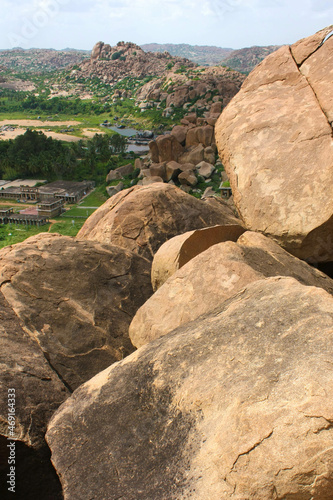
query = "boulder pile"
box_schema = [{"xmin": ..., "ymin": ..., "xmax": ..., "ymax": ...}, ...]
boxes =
[{"xmin": 2, "ymin": 27, "xmax": 333, "ymax": 500}]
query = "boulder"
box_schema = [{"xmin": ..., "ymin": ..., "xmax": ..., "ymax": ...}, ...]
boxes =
[
  {"xmin": 196, "ymin": 160, "xmax": 215, "ymax": 179},
  {"xmin": 151, "ymin": 224, "xmax": 245, "ymax": 290},
  {"xmin": 77, "ymin": 184, "xmax": 240, "ymax": 261},
  {"xmin": 215, "ymin": 27, "xmax": 333, "ymax": 263},
  {"xmin": 148, "ymin": 140, "xmax": 159, "ymax": 163},
  {"xmin": 0, "ymin": 233, "xmax": 152, "ymax": 390},
  {"xmin": 106, "ymin": 170, "xmax": 121, "ymax": 182},
  {"xmin": 150, "ymin": 162, "xmax": 166, "ymax": 180},
  {"xmin": 154, "ymin": 134, "xmax": 184, "ymax": 163},
  {"xmin": 165, "ymin": 160, "xmax": 181, "ymax": 181},
  {"xmin": 142, "ymin": 176, "xmax": 164, "ymax": 185},
  {"xmin": 179, "ymin": 144, "xmax": 205, "ymax": 165},
  {"xmin": 204, "ymin": 146, "xmax": 216, "ymax": 164},
  {"xmin": 178, "ymin": 170, "xmax": 198, "ymax": 187},
  {"xmin": 0, "ymin": 293, "xmax": 67, "ymax": 499},
  {"xmin": 197, "ymin": 125, "xmax": 215, "ymax": 147},
  {"xmin": 106, "ymin": 163, "xmax": 134, "ymax": 183},
  {"xmin": 210, "ymin": 100, "xmax": 223, "ymax": 114},
  {"xmin": 185, "ymin": 127, "xmax": 200, "ymax": 147},
  {"xmin": 106, "ymin": 181, "xmax": 123, "ymax": 197},
  {"xmin": 179, "ymin": 162, "xmax": 196, "ymax": 171},
  {"xmin": 129, "ymin": 231, "xmax": 333, "ymax": 348},
  {"xmin": 134, "ymin": 158, "xmax": 142, "ymax": 170},
  {"xmin": 170, "ymin": 125, "xmax": 187, "ymax": 145},
  {"xmin": 184, "ymin": 112, "xmax": 197, "ymax": 123},
  {"xmin": 46, "ymin": 277, "xmax": 333, "ymax": 500}
]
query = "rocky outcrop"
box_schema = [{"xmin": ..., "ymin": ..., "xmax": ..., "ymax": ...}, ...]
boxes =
[
  {"xmin": 0, "ymin": 233, "xmax": 152, "ymax": 390},
  {"xmin": 77, "ymin": 183, "xmax": 240, "ymax": 261},
  {"xmin": 46, "ymin": 277, "xmax": 333, "ymax": 499},
  {"xmin": 130, "ymin": 231, "xmax": 333, "ymax": 348},
  {"xmin": 78, "ymin": 41, "xmax": 196, "ymax": 84},
  {"xmin": 0, "ymin": 292, "xmax": 67, "ymax": 499},
  {"xmin": 149, "ymin": 116, "xmax": 218, "ymax": 168},
  {"xmin": 215, "ymin": 26, "xmax": 333, "ymax": 263},
  {"xmin": 106, "ymin": 163, "xmax": 133, "ymax": 182},
  {"xmin": 151, "ymin": 224, "xmax": 245, "ymax": 290}
]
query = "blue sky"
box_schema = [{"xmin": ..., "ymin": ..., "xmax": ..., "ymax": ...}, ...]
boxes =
[{"xmin": 0, "ymin": 0, "xmax": 332, "ymax": 50}]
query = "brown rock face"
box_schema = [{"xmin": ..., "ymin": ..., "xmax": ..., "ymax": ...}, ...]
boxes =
[
  {"xmin": 151, "ymin": 224, "xmax": 245, "ymax": 290},
  {"xmin": 153, "ymin": 134, "xmax": 184, "ymax": 163},
  {"xmin": 129, "ymin": 231, "xmax": 333, "ymax": 348},
  {"xmin": 215, "ymin": 26, "xmax": 333, "ymax": 263},
  {"xmin": 0, "ymin": 293, "xmax": 67, "ymax": 499},
  {"xmin": 179, "ymin": 144, "xmax": 205, "ymax": 165},
  {"xmin": 170, "ymin": 125, "xmax": 187, "ymax": 145},
  {"xmin": 0, "ymin": 233, "xmax": 152, "ymax": 390},
  {"xmin": 77, "ymin": 184, "xmax": 239, "ymax": 261},
  {"xmin": 46, "ymin": 277, "xmax": 333, "ymax": 500}
]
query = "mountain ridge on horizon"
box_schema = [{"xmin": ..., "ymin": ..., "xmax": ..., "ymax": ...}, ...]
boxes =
[{"xmin": 0, "ymin": 41, "xmax": 281, "ymax": 74}]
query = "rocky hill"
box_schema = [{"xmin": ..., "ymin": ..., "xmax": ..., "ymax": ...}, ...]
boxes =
[
  {"xmin": 77, "ymin": 41, "xmax": 197, "ymax": 83},
  {"xmin": 70, "ymin": 41, "xmax": 245, "ymax": 115},
  {"xmin": 221, "ymin": 45, "xmax": 281, "ymax": 73},
  {"xmin": 141, "ymin": 43, "xmax": 233, "ymax": 66},
  {"xmin": 0, "ymin": 48, "xmax": 90, "ymax": 73}
]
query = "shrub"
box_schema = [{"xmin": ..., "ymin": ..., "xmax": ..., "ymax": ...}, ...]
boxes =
[{"xmin": 112, "ymin": 52, "xmax": 122, "ymax": 60}]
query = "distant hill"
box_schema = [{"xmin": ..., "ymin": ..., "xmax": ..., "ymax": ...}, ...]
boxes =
[
  {"xmin": 0, "ymin": 48, "xmax": 90, "ymax": 73},
  {"xmin": 141, "ymin": 43, "xmax": 233, "ymax": 66},
  {"xmin": 221, "ymin": 45, "xmax": 281, "ymax": 73},
  {"xmin": 142, "ymin": 43, "xmax": 281, "ymax": 74}
]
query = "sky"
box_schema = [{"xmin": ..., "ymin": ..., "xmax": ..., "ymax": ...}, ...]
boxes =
[{"xmin": 0, "ymin": 0, "xmax": 332, "ymax": 51}]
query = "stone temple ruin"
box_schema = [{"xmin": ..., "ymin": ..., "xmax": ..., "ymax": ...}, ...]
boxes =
[{"xmin": 0, "ymin": 180, "xmax": 94, "ymax": 226}]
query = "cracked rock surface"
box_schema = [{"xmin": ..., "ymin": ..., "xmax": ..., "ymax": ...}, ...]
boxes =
[
  {"xmin": 215, "ymin": 26, "xmax": 333, "ymax": 263},
  {"xmin": 0, "ymin": 233, "xmax": 153, "ymax": 391},
  {"xmin": 130, "ymin": 231, "xmax": 333, "ymax": 348},
  {"xmin": 0, "ymin": 293, "xmax": 68, "ymax": 499},
  {"xmin": 47, "ymin": 276, "xmax": 333, "ymax": 499},
  {"xmin": 77, "ymin": 183, "xmax": 240, "ymax": 261}
]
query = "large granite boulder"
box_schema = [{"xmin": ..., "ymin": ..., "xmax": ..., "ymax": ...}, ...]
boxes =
[
  {"xmin": 215, "ymin": 26, "xmax": 333, "ymax": 263},
  {"xmin": 0, "ymin": 233, "xmax": 152, "ymax": 390},
  {"xmin": 77, "ymin": 184, "xmax": 240, "ymax": 261},
  {"xmin": 151, "ymin": 224, "xmax": 245, "ymax": 290},
  {"xmin": 0, "ymin": 293, "xmax": 67, "ymax": 499},
  {"xmin": 46, "ymin": 277, "xmax": 333, "ymax": 499},
  {"xmin": 130, "ymin": 231, "xmax": 333, "ymax": 348}
]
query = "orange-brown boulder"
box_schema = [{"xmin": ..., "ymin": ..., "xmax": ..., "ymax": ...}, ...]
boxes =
[
  {"xmin": 130, "ymin": 231, "xmax": 333, "ymax": 348},
  {"xmin": 77, "ymin": 183, "xmax": 240, "ymax": 261},
  {"xmin": 151, "ymin": 224, "xmax": 245, "ymax": 290},
  {"xmin": 215, "ymin": 26, "xmax": 333, "ymax": 263}
]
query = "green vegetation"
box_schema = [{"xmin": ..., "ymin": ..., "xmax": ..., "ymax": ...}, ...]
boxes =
[
  {"xmin": 0, "ymin": 129, "xmax": 127, "ymax": 183},
  {"xmin": 111, "ymin": 51, "xmax": 122, "ymax": 60},
  {"xmin": 79, "ymin": 185, "xmax": 108, "ymax": 206}
]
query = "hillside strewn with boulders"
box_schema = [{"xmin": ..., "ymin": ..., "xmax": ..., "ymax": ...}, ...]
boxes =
[
  {"xmin": 0, "ymin": 48, "xmax": 90, "ymax": 72},
  {"xmin": 1, "ymin": 27, "xmax": 333, "ymax": 500}
]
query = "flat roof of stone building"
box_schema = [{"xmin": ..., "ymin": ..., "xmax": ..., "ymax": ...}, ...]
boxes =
[
  {"xmin": 2, "ymin": 179, "xmax": 47, "ymax": 188},
  {"xmin": 39, "ymin": 180, "xmax": 92, "ymax": 196}
]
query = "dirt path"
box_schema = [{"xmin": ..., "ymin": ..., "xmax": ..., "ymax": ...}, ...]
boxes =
[{"xmin": 48, "ymin": 219, "xmax": 65, "ymax": 232}]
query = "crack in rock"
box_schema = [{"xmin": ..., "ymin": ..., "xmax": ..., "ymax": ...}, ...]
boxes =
[
  {"xmin": 229, "ymin": 430, "xmax": 274, "ymax": 474},
  {"xmin": 289, "ymin": 45, "xmax": 333, "ymax": 138}
]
